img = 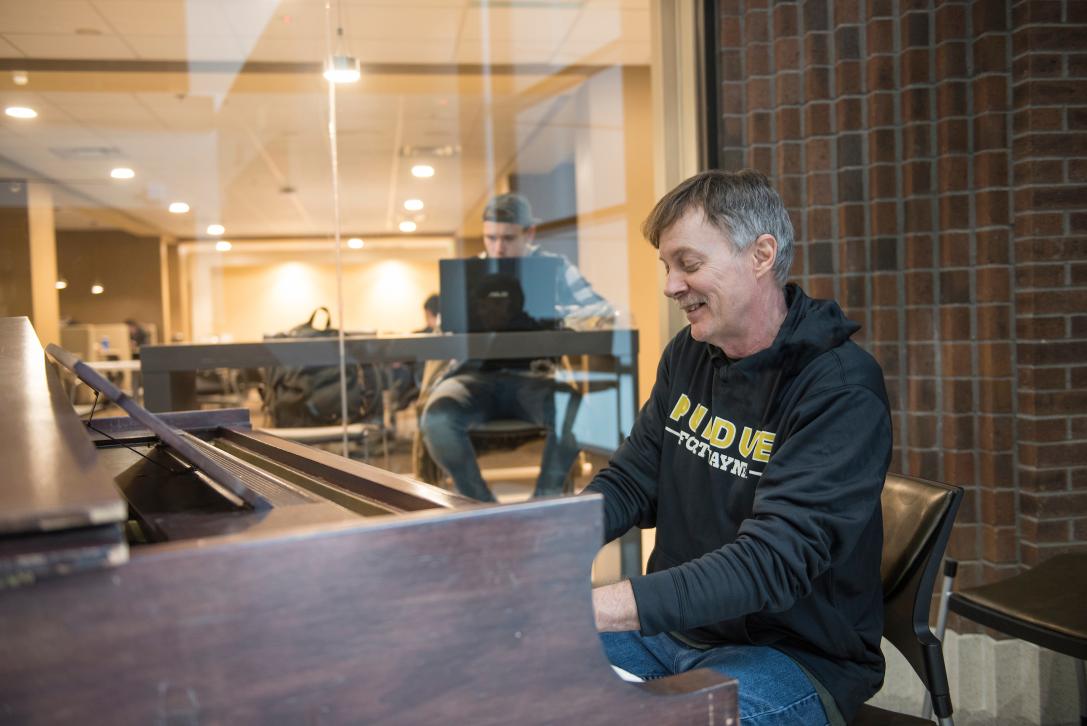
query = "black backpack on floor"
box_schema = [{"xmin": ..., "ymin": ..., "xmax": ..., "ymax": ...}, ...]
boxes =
[{"xmin": 261, "ymin": 307, "xmax": 380, "ymax": 427}]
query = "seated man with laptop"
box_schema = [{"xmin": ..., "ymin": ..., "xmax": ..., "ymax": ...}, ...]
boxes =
[{"xmin": 420, "ymin": 193, "xmax": 613, "ymax": 502}]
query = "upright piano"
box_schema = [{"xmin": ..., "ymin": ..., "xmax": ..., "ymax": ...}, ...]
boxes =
[{"xmin": 0, "ymin": 316, "xmax": 737, "ymax": 724}]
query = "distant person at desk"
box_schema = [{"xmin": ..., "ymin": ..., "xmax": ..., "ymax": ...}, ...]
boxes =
[
  {"xmin": 125, "ymin": 318, "xmax": 149, "ymax": 357},
  {"xmin": 419, "ymin": 293, "xmax": 440, "ymax": 334},
  {"xmin": 419, "ymin": 193, "xmax": 612, "ymax": 502},
  {"xmin": 586, "ymin": 170, "xmax": 891, "ymax": 725}
]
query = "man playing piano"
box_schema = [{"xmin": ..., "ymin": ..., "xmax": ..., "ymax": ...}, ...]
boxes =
[{"xmin": 586, "ymin": 170, "xmax": 891, "ymax": 726}]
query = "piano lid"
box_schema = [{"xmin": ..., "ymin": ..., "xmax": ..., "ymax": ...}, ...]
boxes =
[{"xmin": 0, "ymin": 317, "xmax": 125, "ymax": 536}]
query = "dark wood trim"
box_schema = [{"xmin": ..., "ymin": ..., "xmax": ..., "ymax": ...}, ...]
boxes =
[{"xmin": 699, "ymin": 0, "xmax": 721, "ymax": 170}]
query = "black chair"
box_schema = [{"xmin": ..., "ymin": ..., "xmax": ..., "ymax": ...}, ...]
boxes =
[
  {"xmin": 853, "ymin": 474, "xmax": 963, "ymax": 726},
  {"xmin": 948, "ymin": 552, "xmax": 1087, "ymax": 726}
]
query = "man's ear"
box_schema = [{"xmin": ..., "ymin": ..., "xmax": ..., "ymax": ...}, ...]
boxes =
[
  {"xmin": 751, "ymin": 234, "xmax": 778, "ymax": 279},
  {"xmin": 523, "ymin": 225, "xmax": 537, "ymax": 244}
]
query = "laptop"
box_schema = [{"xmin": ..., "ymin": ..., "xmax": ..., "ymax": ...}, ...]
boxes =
[{"xmin": 439, "ymin": 257, "xmax": 563, "ymax": 333}]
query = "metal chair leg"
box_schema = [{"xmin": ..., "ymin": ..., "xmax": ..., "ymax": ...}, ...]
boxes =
[{"xmin": 924, "ymin": 559, "xmax": 959, "ymax": 722}]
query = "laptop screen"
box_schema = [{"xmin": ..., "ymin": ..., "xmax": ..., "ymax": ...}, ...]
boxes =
[{"xmin": 439, "ymin": 257, "xmax": 563, "ymax": 334}]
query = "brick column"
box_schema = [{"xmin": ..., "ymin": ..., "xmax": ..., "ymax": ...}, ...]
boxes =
[{"xmin": 1011, "ymin": 0, "xmax": 1087, "ymax": 565}]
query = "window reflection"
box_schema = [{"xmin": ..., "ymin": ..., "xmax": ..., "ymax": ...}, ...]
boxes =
[{"xmin": 1, "ymin": 0, "xmax": 653, "ymax": 500}]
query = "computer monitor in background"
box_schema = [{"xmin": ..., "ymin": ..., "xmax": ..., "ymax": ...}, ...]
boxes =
[{"xmin": 438, "ymin": 257, "xmax": 563, "ymax": 334}]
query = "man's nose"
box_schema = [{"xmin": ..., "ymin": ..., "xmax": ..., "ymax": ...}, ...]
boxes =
[{"xmin": 663, "ymin": 271, "xmax": 685, "ymax": 299}]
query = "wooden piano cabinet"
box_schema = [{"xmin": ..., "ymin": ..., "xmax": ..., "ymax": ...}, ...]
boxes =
[
  {"xmin": 0, "ymin": 316, "xmax": 736, "ymax": 724},
  {"xmin": 0, "ymin": 494, "xmax": 737, "ymax": 725}
]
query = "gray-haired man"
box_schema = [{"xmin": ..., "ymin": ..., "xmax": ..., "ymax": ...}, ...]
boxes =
[{"xmin": 587, "ymin": 170, "xmax": 891, "ymax": 725}]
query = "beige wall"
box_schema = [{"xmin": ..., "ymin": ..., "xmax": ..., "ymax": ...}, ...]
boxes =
[
  {"xmin": 195, "ymin": 247, "xmax": 446, "ymax": 342},
  {"xmin": 56, "ymin": 229, "xmax": 164, "ymax": 339}
]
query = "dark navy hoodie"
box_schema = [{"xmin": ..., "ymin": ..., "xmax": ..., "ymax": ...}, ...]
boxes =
[{"xmin": 587, "ymin": 284, "xmax": 891, "ymax": 722}]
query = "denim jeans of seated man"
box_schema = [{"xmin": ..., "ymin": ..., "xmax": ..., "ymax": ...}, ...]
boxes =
[
  {"xmin": 600, "ymin": 631, "xmax": 830, "ymax": 726},
  {"xmin": 420, "ymin": 370, "xmax": 581, "ymax": 502}
]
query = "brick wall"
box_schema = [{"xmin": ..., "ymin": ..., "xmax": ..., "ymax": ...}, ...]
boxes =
[
  {"xmin": 1011, "ymin": 1, "xmax": 1087, "ymax": 566},
  {"xmin": 713, "ymin": 0, "xmax": 1087, "ymax": 591}
]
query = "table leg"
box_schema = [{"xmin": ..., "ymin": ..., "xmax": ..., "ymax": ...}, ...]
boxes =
[{"xmin": 143, "ymin": 371, "xmax": 197, "ymax": 412}]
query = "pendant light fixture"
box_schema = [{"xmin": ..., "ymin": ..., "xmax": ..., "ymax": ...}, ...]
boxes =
[{"xmin": 324, "ymin": 0, "xmax": 360, "ymax": 84}]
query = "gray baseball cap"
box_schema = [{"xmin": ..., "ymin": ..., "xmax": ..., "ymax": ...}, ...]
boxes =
[{"xmin": 483, "ymin": 193, "xmax": 536, "ymax": 227}]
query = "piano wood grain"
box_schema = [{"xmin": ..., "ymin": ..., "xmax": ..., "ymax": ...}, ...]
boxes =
[{"xmin": 0, "ymin": 495, "xmax": 737, "ymax": 725}]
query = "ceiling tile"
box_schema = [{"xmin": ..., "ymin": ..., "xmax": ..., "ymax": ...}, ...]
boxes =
[
  {"xmin": 351, "ymin": 38, "xmax": 458, "ymax": 64},
  {"xmin": 453, "ymin": 37, "xmax": 557, "ymax": 65},
  {"xmin": 242, "ymin": 34, "xmax": 325, "ymax": 63},
  {"xmin": 0, "ymin": 36, "xmax": 27, "ymax": 57},
  {"xmin": 563, "ymin": 6, "xmax": 622, "ymax": 46},
  {"xmin": 223, "ymin": 0, "xmax": 327, "ymax": 40},
  {"xmin": 125, "ymin": 34, "xmax": 248, "ymax": 61},
  {"xmin": 460, "ymin": 7, "xmax": 579, "ymax": 45},
  {"xmin": 4, "ymin": 33, "xmax": 137, "ymax": 59},
  {"xmin": 0, "ymin": 1, "xmax": 110, "ymax": 35},
  {"xmin": 345, "ymin": 6, "xmax": 465, "ymax": 40}
]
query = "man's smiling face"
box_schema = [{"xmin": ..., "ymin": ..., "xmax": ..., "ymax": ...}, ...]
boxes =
[{"xmin": 658, "ymin": 208, "xmax": 759, "ymax": 352}]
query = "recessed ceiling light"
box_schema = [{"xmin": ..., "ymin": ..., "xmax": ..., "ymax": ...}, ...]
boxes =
[
  {"xmin": 12, "ymin": 71, "xmax": 28, "ymax": 86},
  {"xmin": 398, "ymin": 220, "xmax": 417, "ymax": 233},
  {"xmin": 90, "ymin": 283, "xmax": 104, "ymax": 295},
  {"xmin": 55, "ymin": 279, "xmax": 68, "ymax": 290},
  {"xmin": 168, "ymin": 202, "xmax": 190, "ymax": 214},
  {"xmin": 206, "ymin": 224, "xmax": 225, "ymax": 236},
  {"xmin": 347, "ymin": 237, "xmax": 365, "ymax": 249},
  {"xmin": 411, "ymin": 164, "xmax": 435, "ymax": 178},
  {"xmin": 5, "ymin": 106, "xmax": 37, "ymax": 119},
  {"xmin": 403, "ymin": 199, "xmax": 424, "ymax": 211},
  {"xmin": 110, "ymin": 167, "xmax": 135, "ymax": 180},
  {"xmin": 215, "ymin": 240, "xmax": 232, "ymax": 252}
]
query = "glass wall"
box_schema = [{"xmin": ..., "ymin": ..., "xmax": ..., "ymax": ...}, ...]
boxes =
[{"xmin": 0, "ymin": 0, "xmax": 655, "ymax": 501}]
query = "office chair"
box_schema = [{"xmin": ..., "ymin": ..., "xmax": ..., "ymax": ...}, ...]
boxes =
[
  {"xmin": 412, "ymin": 357, "xmax": 584, "ymax": 498},
  {"xmin": 853, "ymin": 474, "xmax": 963, "ymax": 726},
  {"xmin": 946, "ymin": 552, "xmax": 1087, "ymax": 726}
]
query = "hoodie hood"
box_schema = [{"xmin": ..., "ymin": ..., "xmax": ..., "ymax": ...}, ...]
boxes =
[
  {"xmin": 710, "ymin": 284, "xmax": 860, "ymax": 377},
  {"xmin": 709, "ymin": 284, "xmax": 861, "ymax": 425}
]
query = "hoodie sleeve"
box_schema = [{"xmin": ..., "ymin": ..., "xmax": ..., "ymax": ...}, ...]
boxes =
[
  {"xmin": 582, "ymin": 339, "xmax": 677, "ymax": 542},
  {"xmin": 628, "ymin": 383, "xmax": 891, "ymax": 635}
]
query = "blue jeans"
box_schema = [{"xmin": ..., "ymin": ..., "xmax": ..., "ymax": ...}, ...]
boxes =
[
  {"xmin": 600, "ymin": 631, "xmax": 829, "ymax": 726},
  {"xmin": 420, "ymin": 370, "xmax": 581, "ymax": 502}
]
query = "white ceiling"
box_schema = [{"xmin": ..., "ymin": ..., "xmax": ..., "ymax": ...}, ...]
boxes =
[{"xmin": 0, "ymin": 0, "xmax": 651, "ymax": 239}]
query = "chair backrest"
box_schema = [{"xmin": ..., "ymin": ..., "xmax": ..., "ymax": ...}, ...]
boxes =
[{"xmin": 879, "ymin": 473, "xmax": 962, "ymax": 721}]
